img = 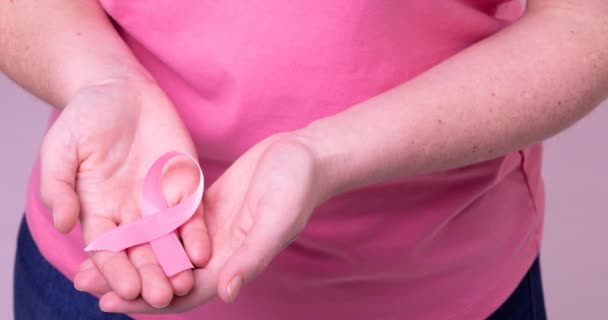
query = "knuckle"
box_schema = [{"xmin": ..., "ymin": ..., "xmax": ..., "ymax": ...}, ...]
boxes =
[
  {"xmin": 230, "ymin": 223, "xmax": 249, "ymax": 249},
  {"xmin": 257, "ymin": 253, "xmax": 273, "ymax": 271}
]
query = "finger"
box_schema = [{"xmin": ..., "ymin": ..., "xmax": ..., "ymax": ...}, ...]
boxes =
[
  {"xmin": 178, "ymin": 203, "xmax": 211, "ymax": 267},
  {"xmin": 127, "ymin": 244, "xmax": 174, "ymax": 308},
  {"xmin": 74, "ymin": 258, "xmax": 111, "ymax": 295},
  {"xmin": 40, "ymin": 124, "xmax": 80, "ymax": 233},
  {"xmin": 82, "ymin": 214, "xmax": 141, "ymax": 300},
  {"xmin": 217, "ymin": 207, "xmax": 293, "ymax": 304},
  {"xmin": 100, "ymin": 292, "xmax": 161, "ymax": 315},
  {"xmin": 74, "ymin": 268, "xmax": 112, "ymax": 296},
  {"xmin": 100, "ymin": 268, "xmax": 219, "ymax": 314},
  {"xmin": 169, "ymin": 269, "xmax": 194, "ymax": 297},
  {"xmin": 78, "ymin": 257, "xmax": 96, "ymax": 272}
]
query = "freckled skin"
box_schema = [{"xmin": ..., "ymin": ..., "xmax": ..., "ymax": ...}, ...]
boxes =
[{"xmin": 300, "ymin": 1, "xmax": 608, "ymax": 194}]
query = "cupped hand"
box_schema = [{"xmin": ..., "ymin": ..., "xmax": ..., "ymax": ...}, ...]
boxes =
[
  {"xmin": 40, "ymin": 77, "xmax": 210, "ymax": 308},
  {"xmin": 76, "ymin": 133, "xmax": 327, "ymax": 313}
]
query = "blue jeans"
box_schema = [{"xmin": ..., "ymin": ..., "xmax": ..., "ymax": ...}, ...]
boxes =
[
  {"xmin": 487, "ymin": 253, "xmax": 547, "ymax": 319},
  {"xmin": 13, "ymin": 216, "xmax": 546, "ymax": 319},
  {"xmin": 13, "ymin": 217, "xmax": 132, "ymax": 320}
]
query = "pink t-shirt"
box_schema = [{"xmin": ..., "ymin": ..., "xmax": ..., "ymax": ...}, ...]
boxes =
[{"xmin": 25, "ymin": 1, "xmax": 544, "ymax": 319}]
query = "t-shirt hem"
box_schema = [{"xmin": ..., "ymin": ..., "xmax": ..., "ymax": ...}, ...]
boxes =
[{"xmin": 447, "ymin": 238, "xmax": 541, "ymax": 320}]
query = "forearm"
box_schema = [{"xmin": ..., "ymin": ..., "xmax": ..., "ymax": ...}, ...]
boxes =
[
  {"xmin": 300, "ymin": 1, "xmax": 608, "ymax": 198},
  {"xmin": 0, "ymin": 0, "xmax": 149, "ymax": 108}
]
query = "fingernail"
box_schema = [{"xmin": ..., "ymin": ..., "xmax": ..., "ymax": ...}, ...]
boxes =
[
  {"xmin": 226, "ymin": 276, "xmax": 243, "ymax": 303},
  {"xmin": 153, "ymin": 301, "xmax": 171, "ymax": 309},
  {"xmin": 99, "ymin": 298, "xmax": 113, "ymax": 313},
  {"xmin": 73, "ymin": 273, "xmax": 83, "ymax": 291}
]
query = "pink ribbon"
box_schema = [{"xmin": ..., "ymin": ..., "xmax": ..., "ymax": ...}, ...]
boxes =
[{"xmin": 84, "ymin": 151, "xmax": 205, "ymax": 277}]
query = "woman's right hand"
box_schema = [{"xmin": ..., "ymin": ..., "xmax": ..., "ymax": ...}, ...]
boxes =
[{"xmin": 40, "ymin": 76, "xmax": 210, "ymax": 308}]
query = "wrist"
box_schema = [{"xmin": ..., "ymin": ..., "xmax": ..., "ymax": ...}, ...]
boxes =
[
  {"xmin": 62, "ymin": 61, "xmax": 154, "ymax": 109},
  {"xmin": 64, "ymin": 69, "xmax": 169, "ymax": 126},
  {"xmin": 290, "ymin": 123, "xmax": 347, "ymax": 204}
]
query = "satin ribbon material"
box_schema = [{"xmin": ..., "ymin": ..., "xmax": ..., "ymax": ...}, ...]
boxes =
[{"xmin": 85, "ymin": 151, "xmax": 205, "ymax": 277}]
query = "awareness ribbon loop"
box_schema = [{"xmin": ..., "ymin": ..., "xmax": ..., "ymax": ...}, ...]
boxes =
[{"xmin": 84, "ymin": 151, "xmax": 205, "ymax": 277}]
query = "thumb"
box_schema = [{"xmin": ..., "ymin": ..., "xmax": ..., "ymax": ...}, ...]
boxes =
[
  {"xmin": 217, "ymin": 204, "xmax": 301, "ymax": 304},
  {"xmin": 40, "ymin": 123, "xmax": 80, "ymax": 234}
]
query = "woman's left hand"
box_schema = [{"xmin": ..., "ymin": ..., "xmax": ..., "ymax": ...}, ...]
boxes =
[{"xmin": 77, "ymin": 132, "xmax": 327, "ymax": 313}]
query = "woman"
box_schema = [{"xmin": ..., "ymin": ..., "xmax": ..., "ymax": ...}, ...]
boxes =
[{"xmin": 4, "ymin": 0, "xmax": 606, "ymax": 319}]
